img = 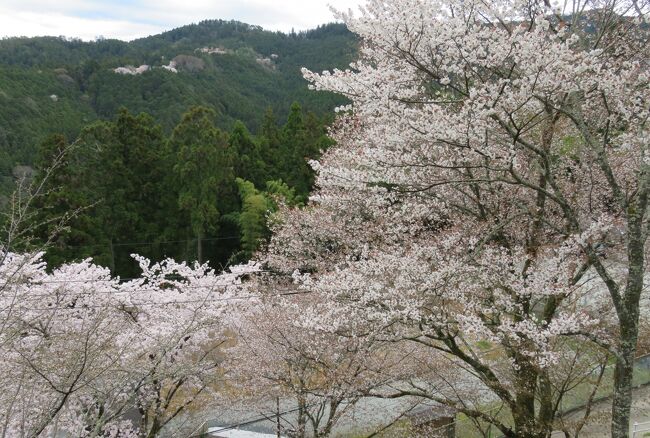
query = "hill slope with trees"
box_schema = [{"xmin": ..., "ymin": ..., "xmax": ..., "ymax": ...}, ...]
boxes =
[{"xmin": 0, "ymin": 21, "xmax": 355, "ymax": 168}]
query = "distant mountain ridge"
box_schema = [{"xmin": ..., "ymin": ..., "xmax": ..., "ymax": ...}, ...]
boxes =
[{"xmin": 0, "ymin": 20, "xmax": 356, "ymax": 172}]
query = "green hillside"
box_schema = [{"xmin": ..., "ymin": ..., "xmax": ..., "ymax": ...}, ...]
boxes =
[{"xmin": 0, "ymin": 21, "xmax": 356, "ymax": 167}]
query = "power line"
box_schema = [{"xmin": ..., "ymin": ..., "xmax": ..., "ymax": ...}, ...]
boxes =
[
  {"xmin": 5, "ymin": 283, "xmax": 302, "ymax": 301},
  {"xmin": 15, "ymin": 235, "xmax": 242, "ymax": 251},
  {"xmin": 60, "ymin": 235, "xmax": 242, "ymax": 250},
  {"xmin": 0, "ymin": 267, "xmax": 297, "ymax": 305},
  {"xmin": 0, "ymin": 289, "xmax": 313, "ymax": 312},
  {"xmin": 7, "ymin": 268, "xmax": 284, "ymax": 286}
]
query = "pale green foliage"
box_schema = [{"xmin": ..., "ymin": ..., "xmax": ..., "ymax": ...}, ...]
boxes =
[
  {"xmin": 236, "ymin": 178, "xmax": 299, "ymax": 259},
  {"xmin": 237, "ymin": 178, "xmax": 272, "ymax": 258}
]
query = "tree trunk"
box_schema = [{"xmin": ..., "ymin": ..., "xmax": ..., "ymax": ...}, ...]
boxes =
[
  {"xmin": 109, "ymin": 239, "xmax": 115, "ymax": 273},
  {"xmin": 537, "ymin": 369, "xmax": 555, "ymax": 435},
  {"xmin": 184, "ymin": 231, "xmax": 191, "ymax": 261},
  {"xmin": 611, "ymin": 333, "xmax": 636, "ymax": 438},
  {"xmin": 611, "ymin": 197, "xmax": 646, "ymax": 438},
  {"xmin": 276, "ymin": 397, "xmax": 281, "ymax": 438},
  {"xmin": 513, "ymin": 399, "xmax": 544, "ymax": 438},
  {"xmin": 611, "ymin": 285, "xmax": 642, "ymax": 438},
  {"xmin": 197, "ymin": 231, "xmax": 203, "ymax": 264},
  {"xmin": 512, "ymin": 361, "xmax": 546, "ymax": 438},
  {"xmin": 297, "ymin": 395, "xmax": 307, "ymax": 438},
  {"xmin": 145, "ymin": 417, "xmax": 161, "ymax": 438}
]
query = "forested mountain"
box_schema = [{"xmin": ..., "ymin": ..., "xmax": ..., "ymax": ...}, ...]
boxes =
[
  {"xmin": 0, "ymin": 21, "xmax": 355, "ymax": 170},
  {"xmin": 0, "ymin": 20, "xmax": 355, "ymax": 275}
]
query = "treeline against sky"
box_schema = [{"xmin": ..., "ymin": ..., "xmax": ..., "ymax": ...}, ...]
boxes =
[{"xmin": 0, "ymin": 21, "xmax": 355, "ymax": 174}]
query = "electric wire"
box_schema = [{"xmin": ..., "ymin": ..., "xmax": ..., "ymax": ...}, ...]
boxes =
[{"xmin": 0, "ymin": 288, "xmax": 313, "ymax": 312}]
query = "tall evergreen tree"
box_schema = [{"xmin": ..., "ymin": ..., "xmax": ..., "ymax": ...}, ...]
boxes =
[
  {"xmin": 28, "ymin": 134, "xmax": 106, "ymax": 267},
  {"xmin": 304, "ymin": 111, "xmax": 333, "ymax": 157},
  {"xmin": 169, "ymin": 106, "xmax": 235, "ymax": 263},
  {"xmin": 261, "ymin": 107, "xmax": 280, "ymax": 148},
  {"xmin": 259, "ymin": 107, "xmax": 281, "ymax": 178},
  {"xmin": 230, "ymin": 121, "xmax": 266, "ymax": 188},
  {"xmin": 78, "ymin": 108, "xmax": 168, "ymax": 275},
  {"xmin": 281, "ymin": 102, "xmax": 320, "ymax": 199}
]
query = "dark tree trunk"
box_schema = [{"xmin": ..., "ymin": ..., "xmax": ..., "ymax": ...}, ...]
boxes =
[
  {"xmin": 512, "ymin": 361, "xmax": 546, "ymax": 438},
  {"xmin": 612, "ymin": 332, "xmax": 637, "ymax": 438},
  {"xmin": 197, "ymin": 231, "xmax": 203, "ymax": 264},
  {"xmin": 611, "ymin": 195, "xmax": 647, "ymax": 438}
]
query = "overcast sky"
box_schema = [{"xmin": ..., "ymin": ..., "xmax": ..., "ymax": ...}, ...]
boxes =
[{"xmin": 0, "ymin": 0, "xmax": 365, "ymax": 41}]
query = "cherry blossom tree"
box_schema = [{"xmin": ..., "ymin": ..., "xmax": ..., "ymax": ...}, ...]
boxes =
[
  {"xmin": 229, "ymin": 287, "xmax": 408, "ymax": 438},
  {"xmin": 0, "ymin": 251, "xmax": 258, "ymax": 437},
  {"xmin": 0, "ymin": 120, "xmax": 268, "ymax": 438},
  {"xmin": 0, "ymin": 253, "xmax": 131, "ymax": 437},
  {"xmin": 266, "ymin": 0, "xmax": 649, "ymax": 436},
  {"xmin": 119, "ymin": 257, "xmax": 259, "ymax": 438}
]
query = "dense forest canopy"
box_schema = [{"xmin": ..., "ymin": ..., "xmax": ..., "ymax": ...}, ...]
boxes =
[
  {"xmin": 22, "ymin": 102, "xmax": 327, "ymax": 277},
  {"xmin": 0, "ymin": 21, "xmax": 355, "ymax": 169},
  {"xmin": 0, "ymin": 20, "xmax": 354, "ymax": 272}
]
